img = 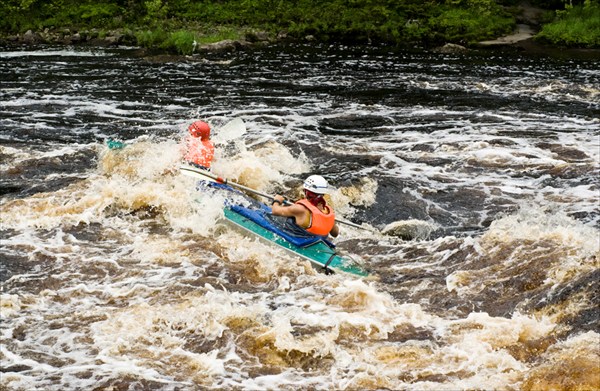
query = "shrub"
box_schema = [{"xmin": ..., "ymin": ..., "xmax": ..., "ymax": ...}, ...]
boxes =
[
  {"xmin": 162, "ymin": 30, "xmax": 197, "ymax": 55},
  {"xmin": 135, "ymin": 28, "xmax": 169, "ymax": 48},
  {"xmin": 427, "ymin": 6, "xmax": 514, "ymax": 43},
  {"xmin": 536, "ymin": 2, "xmax": 600, "ymax": 47}
]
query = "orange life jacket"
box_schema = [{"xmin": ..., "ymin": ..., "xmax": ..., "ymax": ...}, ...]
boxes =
[
  {"xmin": 296, "ymin": 199, "xmax": 336, "ymax": 236},
  {"xmin": 184, "ymin": 136, "xmax": 215, "ymax": 168}
]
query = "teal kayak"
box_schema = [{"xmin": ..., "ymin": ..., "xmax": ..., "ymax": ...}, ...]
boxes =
[
  {"xmin": 180, "ymin": 164, "xmax": 369, "ymax": 277},
  {"xmin": 223, "ymin": 207, "xmax": 369, "ymax": 277},
  {"xmin": 195, "ymin": 179, "xmax": 368, "ymax": 277}
]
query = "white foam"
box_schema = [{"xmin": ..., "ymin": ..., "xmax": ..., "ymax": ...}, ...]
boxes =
[
  {"xmin": 0, "ymin": 294, "xmax": 21, "ymax": 318},
  {"xmin": 0, "ymin": 49, "xmax": 111, "ymax": 58},
  {"xmin": 2, "ymin": 48, "xmax": 599, "ymax": 391},
  {"xmin": 484, "ymin": 204, "xmax": 599, "ymax": 252}
]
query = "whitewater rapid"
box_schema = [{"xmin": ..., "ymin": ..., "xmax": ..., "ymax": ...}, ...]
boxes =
[{"xmin": 1, "ymin": 44, "xmax": 598, "ymax": 390}]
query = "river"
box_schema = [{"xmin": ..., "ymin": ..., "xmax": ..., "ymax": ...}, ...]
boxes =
[{"xmin": 1, "ymin": 43, "xmax": 599, "ymax": 390}]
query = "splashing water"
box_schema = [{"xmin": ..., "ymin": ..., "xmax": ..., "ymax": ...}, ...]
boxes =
[{"xmin": 1, "ymin": 44, "xmax": 598, "ymax": 390}]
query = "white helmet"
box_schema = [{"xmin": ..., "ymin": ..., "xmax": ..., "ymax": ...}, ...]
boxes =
[{"xmin": 303, "ymin": 175, "xmax": 330, "ymax": 194}]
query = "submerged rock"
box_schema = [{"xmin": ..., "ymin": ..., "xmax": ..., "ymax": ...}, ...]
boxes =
[{"xmin": 382, "ymin": 220, "xmax": 437, "ymax": 240}]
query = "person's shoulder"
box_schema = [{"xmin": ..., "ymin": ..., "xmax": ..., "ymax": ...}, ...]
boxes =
[
  {"xmin": 291, "ymin": 200, "xmax": 311, "ymax": 213},
  {"xmin": 295, "ymin": 199, "xmax": 311, "ymax": 208}
]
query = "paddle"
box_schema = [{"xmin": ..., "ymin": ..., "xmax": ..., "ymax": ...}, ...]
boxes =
[
  {"xmin": 106, "ymin": 118, "xmax": 247, "ymax": 150},
  {"xmin": 212, "ymin": 118, "xmax": 247, "ymax": 144},
  {"xmin": 106, "ymin": 138, "xmax": 126, "ymax": 150},
  {"xmin": 179, "ymin": 164, "xmax": 375, "ymax": 232}
]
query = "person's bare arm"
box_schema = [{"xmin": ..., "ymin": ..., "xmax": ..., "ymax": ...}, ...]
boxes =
[
  {"xmin": 330, "ymin": 222, "xmax": 339, "ymax": 237},
  {"xmin": 272, "ymin": 195, "xmax": 338, "ymax": 237},
  {"xmin": 272, "ymin": 195, "xmax": 313, "ymax": 228},
  {"xmin": 271, "ymin": 195, "xmax": 301, "ymax": 217}
]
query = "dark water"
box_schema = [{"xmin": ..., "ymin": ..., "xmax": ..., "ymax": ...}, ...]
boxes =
[{"xmin": 1, "ymin": 43, "xmax": 599, "ymax": 390}]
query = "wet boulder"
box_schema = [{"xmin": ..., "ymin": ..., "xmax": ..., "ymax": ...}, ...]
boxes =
[{"xmin": 434, "ymin": 43, "xmax": 468, "ymax": 53}]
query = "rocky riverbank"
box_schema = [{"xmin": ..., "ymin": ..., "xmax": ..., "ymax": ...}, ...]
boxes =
[
  {"xmin": 2, "ymin": 28, "xmax": 135, "ymax": 47},
  {"xmin": 1, "ymin": 28, "xmax": 277, "ymax": 50}
]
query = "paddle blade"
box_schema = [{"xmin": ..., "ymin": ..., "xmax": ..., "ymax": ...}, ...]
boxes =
[
  {"xmin": 179, "ymin": 164, "xmax": 218, "ymax": 182},
  {"xmin": 213, "ymin": 118, "xmax": 246, "ymax": 144},
  {"xmin": 106, "ymin": 138, "xmax": 126, "ymax": 150}
]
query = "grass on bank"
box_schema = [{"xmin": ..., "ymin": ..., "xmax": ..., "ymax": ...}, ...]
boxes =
[
  {"xmin": 429, "ymin": 7, "xmax": 515, "ymax": 43},
  {"xmin": 536, "ymin": 2, "xmax": 600, "ymax": 47}
]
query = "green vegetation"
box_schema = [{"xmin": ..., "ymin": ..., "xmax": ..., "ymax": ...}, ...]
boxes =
[
  {"xmin": 536, "ymin": 0, "xmax": 600, "ymax": 47},
  {"xmin": 0, "ymin": 0, "xmax": 598, "ymax": 51},
  {"xmin": 428, "ymin": 3, "xmax": 515, "ymax": 43},
  {"xmin": 135, "ymin": 28, "xmax": 242, "ymax": 55}
]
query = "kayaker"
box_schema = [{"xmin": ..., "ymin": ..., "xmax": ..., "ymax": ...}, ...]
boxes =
[
  {"xmin": 271, "ymin": 175, "xmax": 340, "ymax": 237},
  {"xmin": 183, "ymin": 120, "xmax": 215, "ymax": 169}
]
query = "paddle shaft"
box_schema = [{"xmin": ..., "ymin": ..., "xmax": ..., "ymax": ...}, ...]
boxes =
[
  {"xmin": 180, "ymin": 165, "xmax": 374, "ymax": 232},
  {"xmin": 106, "ymin": 118, "xmax": 247, "ymax": 150}
]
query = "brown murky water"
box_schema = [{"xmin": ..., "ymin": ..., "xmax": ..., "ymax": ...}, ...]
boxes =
[{"xmin": 1, "ymin": 44, "xmax": 599, "ymax": 390}]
